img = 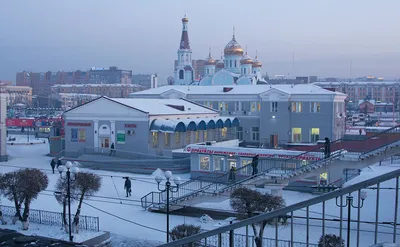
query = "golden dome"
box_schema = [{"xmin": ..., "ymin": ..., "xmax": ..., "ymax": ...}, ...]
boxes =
[
  {"xmin": 224, "ymin": 35, "xmax": 244, "ymax": 56},
  {"xmin": 205, "ymin": 55, "xmax": 216, "ymax": 66},
  {"xmin": 252, "ymin": 55, "xmax": 262, "ymax": 67},
  {"xmin": 240, "ymin": 52, "xmax": 253, "ymax": 65}
]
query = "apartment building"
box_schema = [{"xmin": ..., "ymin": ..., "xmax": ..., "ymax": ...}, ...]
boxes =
[{"xmin": 51, "ymin": 84, "xmax": 143, "ymax": 99}]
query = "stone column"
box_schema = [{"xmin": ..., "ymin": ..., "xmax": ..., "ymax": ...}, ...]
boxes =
[
  {"xmin": 0, "ymin": 86, "xmax": 8, "ymax": 161},
  {"xmin": 93, "ymin": 120, "xmax": 99, "ymax": 148}
]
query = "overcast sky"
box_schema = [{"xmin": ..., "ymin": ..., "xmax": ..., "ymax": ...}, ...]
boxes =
[{"xmin": 0, "ymin": 0, "xmax": 399, "ymax": 83}]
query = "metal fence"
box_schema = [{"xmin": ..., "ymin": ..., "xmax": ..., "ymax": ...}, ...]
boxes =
[
  {"xmin": 158, "ymin": 168, "xmax": 400, "ymax": 247},
  {"xmin": 0, "ymin": 205, "xmax": 99, "ymax": 232}
]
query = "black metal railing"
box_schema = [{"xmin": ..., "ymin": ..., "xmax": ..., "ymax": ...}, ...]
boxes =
[{"xmin": 0, "ymin": 205, "xmax": 99, "ymax": 232}]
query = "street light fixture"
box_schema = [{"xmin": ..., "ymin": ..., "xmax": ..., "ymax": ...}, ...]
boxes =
[
  {"xmin": 335, "ymin": 191, "xmax": 367, "ymax": 247},
  {"xmin": 58, "ymin": 161, "xmax": 80, "ymax": 242},
  {"xmin": 155, "ymin": 171, "xmax": 181, "ymax": 243}
]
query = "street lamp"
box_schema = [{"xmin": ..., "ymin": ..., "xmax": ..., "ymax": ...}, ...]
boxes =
[
  {"xmin": 335, "ymin": 191, "xmax": 368, "ymax": 247},
  {"xmin": 58, "ymin": 161, "xmax": 80, "ymax": 242},
  {"xmin": 155, "ymin": 171, "xmax": 181, "ymax": 243}
]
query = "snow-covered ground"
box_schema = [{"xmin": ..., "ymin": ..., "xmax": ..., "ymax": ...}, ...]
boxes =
[
  {"xmin": 1, "ymin": 143, "xmax": 400, "ymax": 246},
  {"xmin": 6, "ymin": 134, "xmax": 47, "ymax": 145}
]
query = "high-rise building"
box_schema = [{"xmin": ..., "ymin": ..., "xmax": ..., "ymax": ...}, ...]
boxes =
[
  {"xmin": 131, "ymin": 74, "xmax": 158, "ymax": 89},
  {"xmin": 0, "ymin": 84, "xmax": 7, "ymax": 162}
]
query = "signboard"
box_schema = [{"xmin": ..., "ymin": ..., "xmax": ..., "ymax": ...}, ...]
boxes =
[
  {"xmin": 117, "ymin": 130, "xmax": 126, "ymax": 144},
  {"xmin": 67, "ymin": 122, "xmax": 91, "ymax": 127},
  {"xmin": 71, "ymin": 129, "xmax": 78, "ymax": 142},
  {"xmin": 78, "ymin": 129, "xmax": 86, "ymax": 142},
  {"xmin": 6, "ymin": 118, "xmax": 34, "ymax": 127},
  {"xmin": 124, "ymin": 124, "xmax": 137, "ymax": 128}
]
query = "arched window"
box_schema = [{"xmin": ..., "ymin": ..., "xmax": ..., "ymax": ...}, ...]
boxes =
[{"xmin": 179, "ymin": 70, "xmax": 184, "ymax": 79}]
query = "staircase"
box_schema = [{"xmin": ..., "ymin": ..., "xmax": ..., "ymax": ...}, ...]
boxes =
[{"xmin": 141, "ymin": 125, "xmax": 400, "ymax": 209}]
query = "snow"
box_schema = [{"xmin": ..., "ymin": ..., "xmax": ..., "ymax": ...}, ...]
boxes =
[
  {"xmin": 151, "ymin": 168, "xmax": 164, "ymax": 177},
  {"xmin": 0, "ymin": 217, "xmax": 103, "ymax": 243},
  {"xmin": 198, "ymin": 214, "xmax": 213, "ymax": 223},
  {"xmin": 6, "ymin": 135, "xmax": 47, "ymax": 145},
  {"xmin": 2, "ymin": 142, "xmax": 400, "ymax": 246}
]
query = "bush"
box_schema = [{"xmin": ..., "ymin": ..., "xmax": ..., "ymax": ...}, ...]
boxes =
[
  {"xmin": 318, "ymin": 234, "xmax": 345, "ymax": 247},
  {"xmin": 170, "ymin": 224, "xmax": 201, "ymax": 246}
]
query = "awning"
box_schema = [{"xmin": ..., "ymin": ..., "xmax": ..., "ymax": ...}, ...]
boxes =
[
  {"xmin": 150, "ymin": 119, "xmax": 186, "ymax": 133},
  {"xmin": 150, "ymin": 117, "xmax": 240, "ymax": 132}
]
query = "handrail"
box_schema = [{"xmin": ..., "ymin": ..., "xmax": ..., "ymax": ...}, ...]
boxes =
[{"xmin": 158, "ymin": 167, "xmax": 400, "ymax": 246}]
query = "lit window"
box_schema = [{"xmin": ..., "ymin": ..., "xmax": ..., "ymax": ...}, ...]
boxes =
[
  {"xmin": 186, "ymin": 131, "xmax": 191, "ymax": 144},
  {"xmin": 199, "ymin": 155, "xmax": 210, "ymax": 171},
  {"xmin": 251, "ymin": 102, "xmax": 257, "ymax": 112},
  {"xmin": 291, "ymin": 102, "xmax": 302, "ymax": 113},
  {"xmin": 204, "ymin": 130, "xmax": 208, "ymax": 141},
  {"xmin": 152, "ymin": 132, "xmax": 158, "ymax": 148},
  {"xmin": 241, "ymin": 159, "xmax": 252, "ymax": 174},
  {"xmin": 310, "ymin": 128, "xmax": 320, "ymax": 142},
  {"xmin": 292, "ymin": 128, "xmax": 302, "ymax": 143},
  {"xmin": 310, "ymin": 102, "xmax": 321, "ymax": 113},
  {"xmin": 164, "ymin": 133, "xmax": 170, "ymax": 146},
  {"xmin": 257, "ymin": 103, "xmax": 261, "ymax": 111},
  {"xmin": 221, "ymin": 127, "xmax": 228, "ymax": 138},
  {"xmin": 195, "ymin": 131, "xmax": 199, "ymax": 143},
  {"xmin": 251, "ymin": 127, "xmax": 259, "ymax": 141},
  {"xmin": 213, "ymin": 156, "xmax": 225, "ymax": 171}
]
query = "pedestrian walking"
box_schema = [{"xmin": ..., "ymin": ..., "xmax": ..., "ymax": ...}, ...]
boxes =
[
  {"xmin": 229, "ymin": 166, "xmax": 236, "ymax": 182},
  {"xmin": 124, "ymin": 177, "xmax": 131, "ymax": 197},
  {"xmin": 110, "ymin": 143, "xmax": 116, "ymax": 156},
  {"xmin": 251, "ymin": 155, "xmax": 259, "ymax": 176},
  {"xmin": 359, "ymin": 129, "xmax": 362, "ymax": 135},
  {"xmin": 50, "ymin": 158, "xmax": 56, "ymax": 174},
  {"xmin": 324, "ymin": 137, "xmax": 331, "ymax": 158},
  {"xmin": 56, "ymin": 158, "xmax": 63, "ymax": 168}
]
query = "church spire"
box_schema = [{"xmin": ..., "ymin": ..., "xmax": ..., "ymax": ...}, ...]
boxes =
[{"xmin": 180, "ymin": 15, "xmax": 190, "ymax": 50}]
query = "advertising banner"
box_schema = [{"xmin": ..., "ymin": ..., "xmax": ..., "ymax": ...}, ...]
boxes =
[
  {"xmin": 78, "ymin": 129, "xmax": 86, "ymax": 142},
  {"xmin": 71, "ymin": 129, "xmax": 78, "ymax": 142},
  {"xmin": 117, "ymin": 130, "xmax": 126, "ymax": 144}
]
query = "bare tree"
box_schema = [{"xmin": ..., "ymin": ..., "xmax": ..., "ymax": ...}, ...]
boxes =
[
  {"xmin": 0, "ymin": 171, "xmax": 24, "ymax": 223},
  {"xmin": 230, "ymin": 187, "xmax": 286, "ymax": 247},
  {"xmin": 170, "ymin": 224, "xmax": 201, "ymax": 247},
  {"xmin": 54, "ymin": 177, "xmax": 78, "ymax": 232},
  {"xmin": 318, "ymin": 234, "xmax": 345, "ymax": 247},
  {"xmin": 19, "ymin": 168, "xmax": 48, "ymax": 230},
  {"xmin": 73, "ymin": 172, "xmax": 101, "ymax": 232}
]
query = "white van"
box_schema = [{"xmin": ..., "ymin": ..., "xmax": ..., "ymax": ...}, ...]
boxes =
[{"xmin": 358, "ymin": 113, "xmax": 365, "ymax": 121}]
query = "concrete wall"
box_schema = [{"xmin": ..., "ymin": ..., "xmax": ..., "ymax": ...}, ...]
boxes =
[{"xmin": 64, "ymin": 120, "xmax": 94, "ymax": 156}]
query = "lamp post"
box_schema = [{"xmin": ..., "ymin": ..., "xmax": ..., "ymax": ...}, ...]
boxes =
[
  {"xmin": 335, "ymin": 191, "xmax": 367, "ymax": 247},
  {"xmin": 155, "ymin": 171, "xmax": 181, "ymax": 243},
  {"xmin": 58, "ymin": 161, "xmax": 80, "ymax": 242}
]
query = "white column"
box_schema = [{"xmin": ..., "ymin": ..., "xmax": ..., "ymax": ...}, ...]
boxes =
[
  {"xmin": 93, "ymin": 121, "xmax": 99, "ymax": 148},
  {"xmin": 110, "ymin": 121, "xmax": 116, "ymax": 145},
  {"xmin": 0, "ymin": 89, "xmax": 7, "ymax": 159}
]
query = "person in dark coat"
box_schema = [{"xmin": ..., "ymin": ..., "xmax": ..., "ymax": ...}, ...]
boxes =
[
  {"xmin": 251, "ymin": 155, "xmax": 259, "ymax": 176},
  {"xmin": 56, "ymin": 158, "xmax": 63, "ymax": 168},
  {"xmin": 124, "ymin": 177, "xmax": 131, "ymax": 197},
  {"xmin": 359, "ymin": 129, "xmax": 362, "ymax": 135},
  {"xmin": 228, "ymin": 166, "xmax": 236, "ymax": 182},
  {"xmin": 50, "ymin": 159, "xmax": 56, "ymax": 174},
  {"xmin": 109, "ymin": 143, "xmax": 116, "ymax": 156},
  {"xmin": 324, "ymin": 137, "xmax": 331, "ymax": 158}
]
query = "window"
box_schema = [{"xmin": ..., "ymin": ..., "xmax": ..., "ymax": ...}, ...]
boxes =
[
  {"xmin": 186, "ymin": 54, "xmax": 188, "ymax": 61},
  {"xmin": 195, "ymin": 131, "xmax": 199, "ymax": 143},
  {"xmin": 257, "ymin": 103, "xmax": 261, "ymax": 111},
  {"xmin": 221, "ymin": 127, "xmax": 228, "ymax": 138},
  {"xmin": 186, "ymin": 131, "xmax": 191, "ymax": 144},
  {"xmin": 310, "ymin": 128, "xmax": 320, "ymax": 142},
  {"xmin": 204, "ymin": 101, "xmax": 213, "ymax": 108},
  {"xmin": 181, "ymin": 54, "xmax": 183, "ymax": 61},
  {"xmin": 251, "ymin": 127, "xmax": 259, "ymax": 141},
  {"xmin": 204, "ymin": 130, "xmax": 208, "ymax": 141},
  {"xmin": 164, "ymin": 133, "xmax": 170, "ymax": 146},
  {"xmin": 291, "ymin": 102, "xmax": 302, "ymax": 112},
  {"xmin": 244, "ymin": 68, "xmax": 246, "ymax": 74},
  {"xmin": 234, "ymin": 60, "xmax": 237, "ymax": 67},
  {"xmin": 241, "ymin": 158, "xmax": 252, "ymax": 174},
  {"xmin": 199, "ymin": 155, "xmax": 210, "ymax": 171},
  {"xmin": 219, "ymin": 102, "xmax": 228, "ymax": 111},
  {"xmin": 235, "ymin": 102, "xmax": 242, "ymax": 111},
  {"xmin": 175, "ymin": 132, "xmax": 180, "ymax": 144},
  {"xmin": 292, "ymin": 128, "xmax": 302, "ymax": 143},
  {"xmin": 310, "ymin": 102, "xmax": 321, "ymax": 113},
  {"xmin": 251, "ymin": 102, "xmax": 257, "ymax": 112},
  {"xmin": 230, "ymin": 60, "xmax": 232, "ymax": 67},
  {"xmin": 179, "ymin": 70, "xmax": 184, "ymax": 80},
  {"xmin": 152, "ymin": 132, "xmax": 158, "ymax": 148},
  {"xmin": 213, "ymin": 156, "xmax": 225, "ymax": 171},
  {"xmin": 237, "ymin": 126, "xmax": 243, "ymax": 140},
  {"xmin": 271, "ymin": 102, "xmax": 278, "ymax": 112}
]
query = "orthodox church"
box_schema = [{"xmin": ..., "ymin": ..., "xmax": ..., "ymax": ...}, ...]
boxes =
[{"xmin": 173, "ymin": 16, "xmax": 266, "ymax": 85}]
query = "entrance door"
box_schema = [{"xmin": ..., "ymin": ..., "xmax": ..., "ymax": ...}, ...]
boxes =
[
  {"xmin": 100, "ymin": 138, "xmax": 110, "ymax": 148},
  {"xmin": 228, "ymin": 159, "xmax": 237, "ymax": 169}
]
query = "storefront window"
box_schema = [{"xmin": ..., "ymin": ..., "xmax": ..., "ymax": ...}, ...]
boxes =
[
  {"xmin": 164, "ymin": 133, "xmax": 170, "ymax": 147},
  {"xmin": 199, "ymin": 155, "xmax": 210, "ymax": 171},
  {"xmin": 213, "ymin": 156, "xmax": 225, "ymax": 171},
  {"xmin": 221, "ymin": 127, "xmax": 228, "ymax": 138},
  {"xmin": 152, "ymin": 132, "xmax": 158, "ymax": 148},
  {"xmin": 203, "ymin": 130, "xmax": 208, "ymax": 141},
  {"xmin": 310, "ymin": 128, "xmax": 320, "ymax": 142},
  {"xmin": 241, "ymin": 158, "xmax": 252, "ymax": 174},
  {"xmin": 228, "ymin": 159, "xmax": 237, "ymax": 169},
  {"xmin": 175, "ymin": 132, "xmax": 180, "ymax": 145},
  {"xmin": 186, "ymin": 131, "xmax": 191, "ymax": 144},
  {"xmin": 195, "ymin": 131, "xmax": 199, "ymax": 143}
]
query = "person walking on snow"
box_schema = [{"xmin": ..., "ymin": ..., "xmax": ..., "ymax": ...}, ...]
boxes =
[
  {"xmin": 56, "ymin": 158, "xmax": 63, "ymax": 168},
  {"xmin": 324, "ymin": 137, "xmax": 331, "ymax": 158},
  {"xmin": 110, "ymin": 143, "xmax": 116, "ymax": 156},
  {"xmin": 229, "ymin": 166, "xmax": 236, "ymax": 182},
  {"xmin": 252, "ymin": 155, "xmax": 259, "ymax": 176},
  {"xmin": 124, "ymin": 177, "xmax": 131, "ymax": 197},
  {"xmin": 359, "ymin": 129, "xmax": 362, "ymax": 135},
  {"xmin": 50, "ymin": 158, "xmax": 56, "ymax": 174}
]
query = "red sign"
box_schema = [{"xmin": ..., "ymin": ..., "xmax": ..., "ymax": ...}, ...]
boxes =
[
  {"xmin": 67, "ymin": 122, "xmax": 91, "ymax": 127},
  {"xmin": 6, "ymin": 118, "xmax": 34, "ymax": 127},
  {"xmin": 125, "ymin": 124, "xmax": 137, "ymax": 128}
]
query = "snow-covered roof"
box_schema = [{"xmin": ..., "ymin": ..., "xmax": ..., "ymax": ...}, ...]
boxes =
[
  {"xmin": 131, "ymin": 84, "xmax": 345, "ymax": 96},
  {"xmin": 52, "ymin": 84, "xmax": 142, "ymax": 88},
  {"xmin": 109, "ymin": 98, "xmax": 218, "ymax": 115},
  {"xmin": 59, "ymin": 93, "xmax": 100, "ymax": 97},
  {"xmin": 150, "ymin": 117, "xmax": 239, "ymax": 133},
  {"xmin": 314, "ymin": 81, "xmax": 400, "ymax": 86}
]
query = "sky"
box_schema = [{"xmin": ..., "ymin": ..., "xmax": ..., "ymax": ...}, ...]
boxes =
[{"xmin": 0, "ymin": 0, "xmax": 399, "ymax": 84}]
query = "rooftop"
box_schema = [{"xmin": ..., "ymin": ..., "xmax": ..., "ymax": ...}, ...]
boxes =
[
  {"xmin": 314, "ymin": 81, "xmax": 400, "ymax": 86},
  {"xmin": 52, "ymin": 84, "xmax": 142, "ymax": 88},
  {"xmin": 108, "ymin": 97, "xmax": 218, "ymax": 115},
  {"xmin": 131, "ymin": 84, "xmax": 345, "ymax": 96}
]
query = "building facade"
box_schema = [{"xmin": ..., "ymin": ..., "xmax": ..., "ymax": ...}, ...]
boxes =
[
  {"xmin": 0, "ymin": 85, "xmax": 7, "ymax": 161},
  {"xmin": 54, "ymin": 93, "xmax": 100, "ymax": 111},
  {"xmin": 2, "ymin": 85, "xmax": 32, "ymax": 107},
  {"xmin": 132, "ymin": 74, "xmax": 158, "ymax": 89},
  {"xmin": 315, "ymin": 81, "xmax": 400, "ymax": 109},
  {"xmin": 51, "ymin": 84, "xmax": 143, "ymax": 98},
  {"xmin": 131, "ymin": 84, "xmax": 347, "ymax": 147},
  {"xmin": 63, "ymin": 97, "xmax": 239, "ymax": 157}
]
